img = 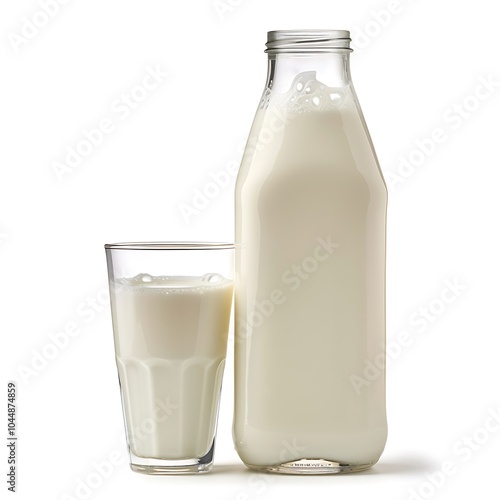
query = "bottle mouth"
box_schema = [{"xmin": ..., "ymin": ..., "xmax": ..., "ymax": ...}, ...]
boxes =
[{"xmin": 265, "ymin": 30, "xmax": 352, "ymax": 54}]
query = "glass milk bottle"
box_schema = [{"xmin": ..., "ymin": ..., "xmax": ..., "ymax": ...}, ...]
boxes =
[{"xmin": 233, "ymin": 30, "xmax": 388, "ymax": 474}]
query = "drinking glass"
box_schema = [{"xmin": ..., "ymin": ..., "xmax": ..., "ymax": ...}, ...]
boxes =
[{"xmin": 105, "ymin": 242, "xmax": 234, "ymax": 474}]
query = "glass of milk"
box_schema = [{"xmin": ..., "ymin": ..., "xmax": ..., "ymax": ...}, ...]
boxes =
[{"xmin": 104, "ymin": 242, "xmax": 234, "ymax": 474}]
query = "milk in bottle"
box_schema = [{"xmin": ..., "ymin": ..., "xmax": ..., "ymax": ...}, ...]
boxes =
[{"xmin": 234, "ymin": 30, "xmax": 388, "ymax": 474}]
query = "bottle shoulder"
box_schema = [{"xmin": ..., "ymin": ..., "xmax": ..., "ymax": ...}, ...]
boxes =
[{"xmin": 236, "ymin": 105, "xmax": 386, "ymax": 197}]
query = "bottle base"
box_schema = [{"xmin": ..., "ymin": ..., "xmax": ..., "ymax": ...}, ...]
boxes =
[{"xmin": 246, "ymin": 458, "xmax": 375, "ymax": 475}]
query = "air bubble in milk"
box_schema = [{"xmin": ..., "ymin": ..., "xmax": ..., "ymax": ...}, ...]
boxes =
[
  {"xmin": 264, "ymin": 71, "xmax": 346, "ymax": 113},
  {"xmin": 114, "ymin": 273, "xmax": 231, "ymax": 293},
  {"xmin": 201, "ymin": 273, "xmax": 225, "ymax": 284}
]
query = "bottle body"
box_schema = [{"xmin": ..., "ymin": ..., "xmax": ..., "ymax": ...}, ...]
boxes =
[{"xmin": 233, "ymin": 31, "xmax": 387, "ymax": 473}]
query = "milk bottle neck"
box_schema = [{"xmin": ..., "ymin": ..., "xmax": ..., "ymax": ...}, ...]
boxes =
[
  {"xmin": 263, "ymin": 30, "xmax": 353, "ymax": 95},
  {"xmin": 265, "ymin": 52, "xmax": 352, "ymax": 94}
]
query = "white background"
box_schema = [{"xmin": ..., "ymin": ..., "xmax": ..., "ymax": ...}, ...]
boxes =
[{"xmin": 2, "ymin": 0, "xmax": 500, "ymax": 499}]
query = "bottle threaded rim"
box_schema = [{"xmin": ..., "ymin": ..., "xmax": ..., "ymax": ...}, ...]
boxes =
[{"xmin": 266, "ymin": 30, "xmax": 352, "ymax": 54}]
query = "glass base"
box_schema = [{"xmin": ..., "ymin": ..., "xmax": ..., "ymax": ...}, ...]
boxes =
[
  {"xmin": 247, "ymin": 458, "xmax": 375, "ymax": 475},
  {"xmin": 129, "ymin": 441, "xmax": 215, "ymax": 475}
]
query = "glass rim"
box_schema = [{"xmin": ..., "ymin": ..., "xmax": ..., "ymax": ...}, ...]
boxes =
[{"xmin": 104, "ymin": 241, "xmax": 235, "ymax": 251}]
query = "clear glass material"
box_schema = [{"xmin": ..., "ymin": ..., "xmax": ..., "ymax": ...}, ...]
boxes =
[
  {"xmin": 234, "ymin": 30, "xmax": 388, "ymax": 474},
  {"xmin": 105, "ymin": 242, "xmax": 234, "ymax": 474}
]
